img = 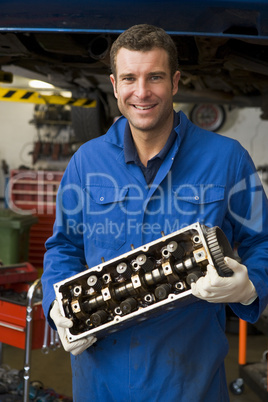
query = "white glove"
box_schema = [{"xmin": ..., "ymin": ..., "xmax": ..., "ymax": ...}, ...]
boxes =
[
  {"xmin": 191, "ymin": 257, "xmax": 257, "ymax": 305},
  {"xmin": 50, "ymin": 299, "xmax": 97, "ymax": 356}
]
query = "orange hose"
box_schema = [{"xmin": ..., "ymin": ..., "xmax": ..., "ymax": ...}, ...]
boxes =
[{"xmin": 238, "ymin": 319, "xmax": 247, "ymax": 365}]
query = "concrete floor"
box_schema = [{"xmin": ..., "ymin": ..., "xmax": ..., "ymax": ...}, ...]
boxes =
[
  {"xmin": 1, "ymin": 330, "xmax": 267, "ymax": 401},
  {"xmin": 226, "ymin": 332, "xmax": 267, "ymax": 401}
]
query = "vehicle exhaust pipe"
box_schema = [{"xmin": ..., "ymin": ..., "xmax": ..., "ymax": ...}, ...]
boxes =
[{"xmin": 88, "ymin": 35, "xmax": 111, "ymax": 64}]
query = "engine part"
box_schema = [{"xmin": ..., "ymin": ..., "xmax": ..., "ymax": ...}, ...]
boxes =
[{"xmin": 54, "ymin": 223, "xmax": 234, "ymax": 342}]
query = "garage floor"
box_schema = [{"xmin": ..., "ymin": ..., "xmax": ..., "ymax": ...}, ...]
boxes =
[{"xmin": 1, "ymin": 328, "xmax": 267, "ymax": 401}]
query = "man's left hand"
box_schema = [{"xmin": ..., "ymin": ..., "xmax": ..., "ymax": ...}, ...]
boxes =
[{"xmin": 191, "ymin": 257, "xmax": 257, "ymax": 304}]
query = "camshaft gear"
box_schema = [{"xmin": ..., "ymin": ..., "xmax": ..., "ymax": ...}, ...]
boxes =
[{"xmin": 204, "ymin": 226, "xmax": 234, "ymax": 277}]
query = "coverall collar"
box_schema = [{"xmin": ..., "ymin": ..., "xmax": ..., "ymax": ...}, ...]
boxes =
[
  {"xmin": 123, "ymin": 112, "xmax": 179, "ymax": 185},
  {"xmin": 103, "ymin": 110, "xmax": 188, "ymax": 151},
  {"xmin": 123, "ymin": 111, "xmax": 180, "ymax": 165},
  {"xmin": 103, "ymin": 110, "xmax": 188, "ymax": 190}
]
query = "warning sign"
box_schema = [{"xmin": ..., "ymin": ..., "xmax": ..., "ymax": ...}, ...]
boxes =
[{"xmin": 0, "ymin": 87, "xmax": 97, "ymax": 108}]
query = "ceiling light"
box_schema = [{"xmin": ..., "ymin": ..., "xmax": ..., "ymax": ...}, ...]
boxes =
[
  {"xmin": 60, "ymin": 91, "xmax": 72, "ymax": 98},
  {"xmin": 29, "ymin": 80, "xmax": 55, "ymax": 89}
]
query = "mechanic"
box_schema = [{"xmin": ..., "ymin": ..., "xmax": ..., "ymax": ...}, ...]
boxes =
[{"xmin": 42, "ymin": 24, "xmax": 268, "ymax": 401}]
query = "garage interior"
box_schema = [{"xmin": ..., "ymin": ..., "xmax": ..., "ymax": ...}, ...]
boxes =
[{"xmin": 0, "ymin": 7, "xmax": 268, "ymax": 399}]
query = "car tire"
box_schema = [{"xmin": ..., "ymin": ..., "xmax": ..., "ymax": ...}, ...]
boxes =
[
  {"xmin": 71, "ymin": 97, "xmax": 110, "ymax": 143},
  {"xmin": 189, "ymin": 104, "xmax": 226, "ymax": 132}
]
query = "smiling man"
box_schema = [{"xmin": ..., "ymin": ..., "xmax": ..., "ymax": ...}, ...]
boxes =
[
  {"xmin": 42, "ymin": 25, "xmax": 268, "ymax": 401},
  {"xmin": 110, "ymin": 46, "xmax": 180, "ymax": 166}
]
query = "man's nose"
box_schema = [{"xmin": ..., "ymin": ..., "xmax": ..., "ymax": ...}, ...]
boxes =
[{"xmin": 135, "ymin": 79, "xmax": 151, "ymax": 98}]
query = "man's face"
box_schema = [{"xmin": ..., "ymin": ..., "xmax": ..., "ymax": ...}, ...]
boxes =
[{"xmin": 110, "ymin": 47, "xmax": 180, "ymax": 136}]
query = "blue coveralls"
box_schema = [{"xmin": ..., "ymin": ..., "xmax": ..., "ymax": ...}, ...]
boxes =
[{"xmin": 42, "ymin": 111, "xmax": 268, "ymax": 402}]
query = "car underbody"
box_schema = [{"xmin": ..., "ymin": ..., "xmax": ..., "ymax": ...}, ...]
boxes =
[{"xmin": 1, "ymin": 32, "xmax": 268, "ymax": 120}]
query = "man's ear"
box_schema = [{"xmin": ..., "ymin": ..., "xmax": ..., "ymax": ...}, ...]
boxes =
[
  {"xmin": 110, "ymin": 74, "xmax": 118, "ymax": 99},
  {"xmin": 172, "ymin": 70, "xmax": 181, "ymax": 96}
]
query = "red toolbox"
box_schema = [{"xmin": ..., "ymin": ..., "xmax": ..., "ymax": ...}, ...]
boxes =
[
  {"xmin": 0, "ymin": 297, "xmax": 45, "ymax": 349},
  {"xmin": 0, "ymin": 263, "xmax": 45, "ymax": 349}
]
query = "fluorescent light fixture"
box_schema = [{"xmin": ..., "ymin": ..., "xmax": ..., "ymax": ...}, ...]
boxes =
[
  {"xmin": 29, "ymin": 80, "xmax": 55, "ymax": 89},
  {"xmin": 60, "ymin": 91, "xmax": 72, "ymax": 98}
]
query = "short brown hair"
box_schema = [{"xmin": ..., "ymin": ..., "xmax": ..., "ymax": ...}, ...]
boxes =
[{"xmin": 110, "ymin": 24, "xmax": 178, "ymax": 79}]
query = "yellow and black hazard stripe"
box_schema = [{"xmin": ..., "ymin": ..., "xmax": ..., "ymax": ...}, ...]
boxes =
[{"xmin": 0, "ymin": 87, "xmax": 97, "ymax": 108}]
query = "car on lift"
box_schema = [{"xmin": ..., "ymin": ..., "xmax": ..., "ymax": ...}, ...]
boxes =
[{"xmin": 0, "ymin": 0, "xmax": 268, "ymax": 136}]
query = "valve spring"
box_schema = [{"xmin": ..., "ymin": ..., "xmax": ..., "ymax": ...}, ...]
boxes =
[
  {"xmin": 116, "ymin": 262, "xmax": 132, "ymax": 279},
  {"xmin": 154, "ymin": 284, "xmax": 171, "ymax": 300},
  {"xmin": 87, "ymin": 275, "xmax": 102, "ymax": 292},
  {"xmin": 120, "ymin": 297, "xmax": 138, "ymax": 315},
  {"xmin": 167, "ymin": 241, "xmax": 185, "ymax": 260},
  {"xmin": 90, "ymin": 310, "xmax": 108, "ymax": 327},
  {"xmin": 136, "ymin": 254, "xmax": 155, "ymax": 272}
]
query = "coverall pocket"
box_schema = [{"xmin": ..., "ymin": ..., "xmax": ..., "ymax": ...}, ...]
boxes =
[
  {"xmin": 172, "ymin": 184, "xmax": 226, "ymax": 224},
  {"xmin": 84, "ymin": 185, "xmax": 128, "ymax": 250}
]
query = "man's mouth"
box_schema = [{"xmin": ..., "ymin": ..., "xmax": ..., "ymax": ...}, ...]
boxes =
[{"xmin": 134, "ymin": 105, "xmax": 155, "ymax": 110}]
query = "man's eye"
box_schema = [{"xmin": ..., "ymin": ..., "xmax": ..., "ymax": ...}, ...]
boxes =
[
  {"xmin": 151, "ymin": 76, "xmax": 161, "ymax": 81},
  {"xmin": 123, "ymin": 77, "xmax": 134, "ymax": 82}
]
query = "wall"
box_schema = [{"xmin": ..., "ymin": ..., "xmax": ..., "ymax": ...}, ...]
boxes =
[
  {"xmin": 0, "ymin": 102, "xmax": 36, "ymax": 200},
  {"xmin": 219, "ymin": 107, "xmax": 268, "ymax": 195}
]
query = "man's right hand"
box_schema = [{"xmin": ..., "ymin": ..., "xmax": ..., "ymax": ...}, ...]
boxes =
[{"xmin": 50, "ymin": 299, "xmax": 97, "ymax": 356}]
